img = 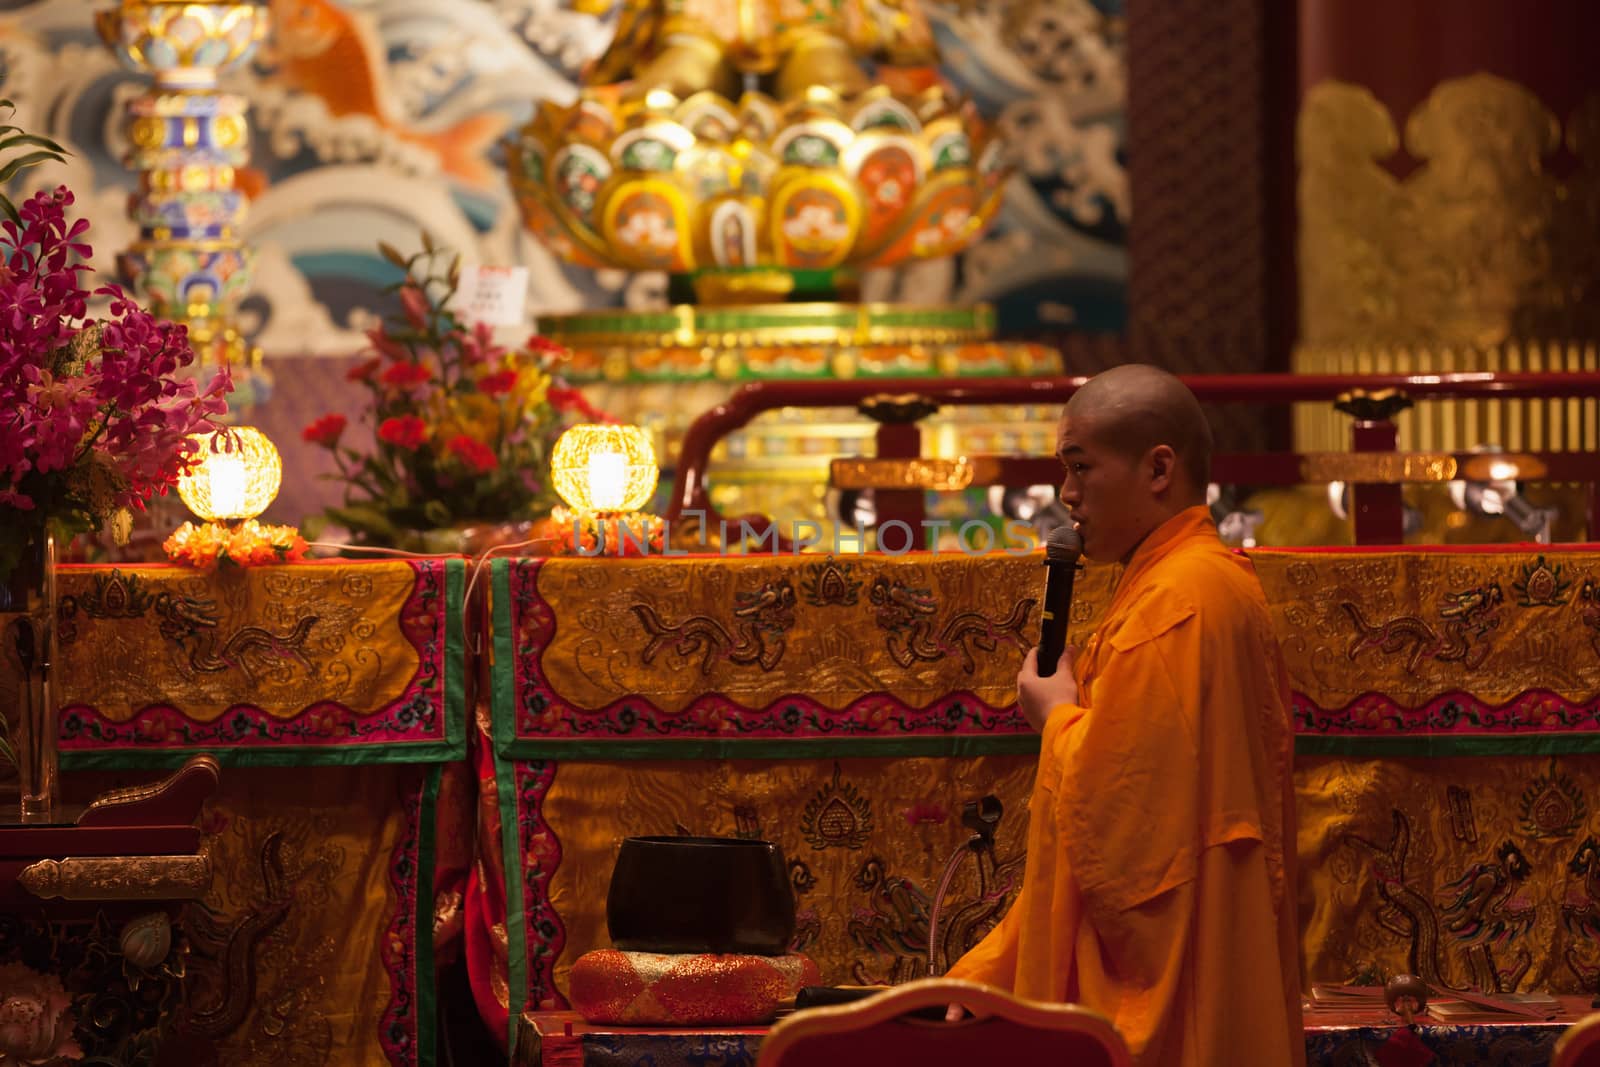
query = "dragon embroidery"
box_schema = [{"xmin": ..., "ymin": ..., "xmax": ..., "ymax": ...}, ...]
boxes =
[
  {"xmin": 846, "ymin": 857, "xmax": 933, "ymax": 986},
  {"xmin": 1563, "ymin": 836, "xmax": 1600, "ymax": 991},
  {"xmin": 632, "ymin": 579, "xmax": 797, "ymax": 673},
  {"xmin": 1437, "ymin": 840, "xmax": 1536, "ymax": 992},
  {"xmin": 182, "ymin": 833, "xmax": 295, "ymax": 1038},
  {"xmin": 934, "ymin": 849, "xmax": 1026, "ymax": 976},
  {"xmin": 1440, "ymin": 840, "xmax": 1536, "ymax": 945},
  {"xmin": 1341, "ymin": 582, "xmax": 1503, "ymax": 673},
  {"xmin": 1563, "ymin": 836, "xmax": 1600, "ymax": 943},
  {"xmin": 153, "ymin": 593, "xmax": 319, "ymax": 683},
  {"xmin": 1346, "ymin": 810, "xmax": 1453, "ymax": 990},
  {"xmin": 1347, "ymin": 809, "xmax": 1537, "ymax": 994},
  {"xmin": 868, "ymin": 577, "xmax": 1035, "ymax": 674}
]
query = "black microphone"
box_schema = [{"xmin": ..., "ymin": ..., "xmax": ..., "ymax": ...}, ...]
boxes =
[{"xmin": 1038, "ymin": 526, "xmax": 1082, "ymax": 677}]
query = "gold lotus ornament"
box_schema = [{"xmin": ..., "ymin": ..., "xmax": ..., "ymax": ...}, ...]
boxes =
[
  {"xmin": 176, "ymin": 426, "xmax": 281, "ymax": 523},
  {"xmin": 506, "ymin": 85, "xmax": 1008, "ymax": 299},
  {"xmin": 550, "ymin": 424, "xmax": 660, "ymax": 515},
  {"xmin": 96, "ymin": 1, "xmax": 269, "ymax": 91}
]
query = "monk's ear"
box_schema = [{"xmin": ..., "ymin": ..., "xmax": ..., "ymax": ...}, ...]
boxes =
[{"xmin": 1148, "ymin": 444, "xmax": 1176, "ymax": 493}]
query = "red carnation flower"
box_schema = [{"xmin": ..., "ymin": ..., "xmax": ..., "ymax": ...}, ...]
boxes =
[
  {"xmin": 380, "ymin": 361, "xmax": 432, "ymax": 388},
  {"xmin": 547, "ymin": 387, "xmax": 608, "ymax": 423},
  {"xmin": 477, "ymin": 369, "xmax": 518, "ymax": 396},
  {"xmin": 445, "ymin": 434, "xmax": 498, "ymax": 474},
  {"xmin": 377, "ymin": 415, "xmax": 428, "ymax": 450},
  {"xmin": 302, "ymin": 413, "xmax": 347, "ymax": 447}
]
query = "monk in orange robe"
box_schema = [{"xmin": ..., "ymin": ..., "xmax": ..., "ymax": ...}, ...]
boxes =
[{"xmin": 945, "ymin": 365, "xmax": 1305, "ymax": 1067}]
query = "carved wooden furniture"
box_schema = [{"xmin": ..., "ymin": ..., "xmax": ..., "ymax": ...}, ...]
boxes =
[
  {"xmin": 515, "ymin": 994, "xmax": 1592, "ymax": 1067},
  {"xmin": 0, "ymin": 755, "xmax": 217, "ymax": 1065},
  {"xmin": 1554, "ymin": 1011, "xmax": 1600, "ymax": 1067},
  {"xmin": 756, "ymin": 979, "xmax": 1133, "ymax": 1067},
  {"xmin": 1, "ymin": 753, "xmax": 216, "ymax": 909}
]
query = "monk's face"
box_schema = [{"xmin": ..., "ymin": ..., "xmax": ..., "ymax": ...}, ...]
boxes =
[{"xmin": 1054, "ymin": 409, "xmax": 1161, "ymax": 563}]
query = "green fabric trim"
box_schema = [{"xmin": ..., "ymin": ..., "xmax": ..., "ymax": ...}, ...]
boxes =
[
  {"xmin": 497, "ymin": 734, "xmax": 1043, "ymax": 761},
  {"xmin": 77, "ymin": 731, "xmax": 1595, "ymax": 768},
  {"xmin": 541, "ymin": 305, "xmax": 992, "ymax": 336},
  {"xmin": 490, "ymin": 559, "xmax": 529, "ymax": 1051},
  {"xmin": 1296, "ymin": 734, "xmax": 1600, "ymax": 758},
  {"xmin": 496, "ymin": 745, "xmax": 529, "ymax": 1055},
  {"xmin": 490, "ymin": 559, "xmax": 518, "ymax": 760},
  {"xmin": 443, "ymin": 557, "xmax": 467, "ymax": 763},
  {"xmin": 60, "ymin": 740, "xmax": 464, "ymax": 771},
  {"xmin": 416, "ymin": 764, "xmax": 441, "ymax": 1067},
  {"xmin": 542, "ymin": 311, "xmax": 681, "ymax": 335}
]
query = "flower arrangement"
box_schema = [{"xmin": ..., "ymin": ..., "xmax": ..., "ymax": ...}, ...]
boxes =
[
  {"xmin": 303, "ymin": 236, "xmax": 608, "ymax": 547},
  {"xmin": 162, "ymin": 518, "xmax": 308, "ymax": 569},
  {"xmin": 0, "ymin": 185, "xmax": 232, "ymax": 586},
  {"xmin": 0, "ymin": 960, "xmax": 83, "ymax": 1064},
  {"xmin": 550, "ymin": 507, "xmax": 665, "ymax": 557}
]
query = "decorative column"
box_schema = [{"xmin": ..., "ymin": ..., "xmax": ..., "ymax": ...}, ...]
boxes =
[
  {"xmin": 96, "ymin": 1, "xmax": 271, "ymax": 407},
  {"xmin": 1295, "ymin": 0, "xmax": 1600, "ymax": 454}
]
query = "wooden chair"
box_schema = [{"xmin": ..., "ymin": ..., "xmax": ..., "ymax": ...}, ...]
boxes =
[
  {"xmin": 1554, "ymin": 1012, "xmax": 1600, "ymax": 1067},
  {"xmin": 757, "ymin": 978, "xmax": 1133, "ymax": 1067}
]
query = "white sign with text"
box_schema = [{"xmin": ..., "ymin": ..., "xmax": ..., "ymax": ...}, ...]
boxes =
[{"xmin": 454, "ymin": 265, "xmax": 529, "ymax": 327}]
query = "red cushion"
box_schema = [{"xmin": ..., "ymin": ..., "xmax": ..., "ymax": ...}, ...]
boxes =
[{"xmin": 569, "ymin": 950, "xmax": 821, "ymax": 1025}]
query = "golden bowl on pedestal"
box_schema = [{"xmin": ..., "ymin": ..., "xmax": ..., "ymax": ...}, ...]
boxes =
[{"xmin": 506, "ymin": 84, "xmax": 1008, "ymax": 295}]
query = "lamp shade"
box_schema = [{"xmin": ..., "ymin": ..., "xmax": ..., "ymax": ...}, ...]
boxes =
[
  {"xmin": 550, "ymin": 424, "xmax": 658, "ymax": 514},
  {"xmin": 177, "ymin": 427, "xmax": 282, "ymax": 522}
]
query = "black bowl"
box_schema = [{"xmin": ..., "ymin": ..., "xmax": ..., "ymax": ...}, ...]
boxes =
[{"xmin": 606, "ymin": 835, "xmax": 795, "ymax": 956}]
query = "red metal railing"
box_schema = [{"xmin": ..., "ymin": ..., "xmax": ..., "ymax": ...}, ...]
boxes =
[{"xmin": 665, "ymin": 372, "xmax": 1600, "ymax": 547}]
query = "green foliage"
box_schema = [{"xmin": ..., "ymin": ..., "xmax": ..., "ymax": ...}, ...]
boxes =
[{"xmin": 0, "ymin": 99, "xmax": 67, "ymax": 225}]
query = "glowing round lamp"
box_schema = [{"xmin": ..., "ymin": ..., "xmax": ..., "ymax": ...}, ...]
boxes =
[
  {"xmin": 177, "ymin": 427, "xmax": 282, "ymax": 522},
  {"xmin": 550, "ymin": 424, "xmax": 658, "ymax": 514}
]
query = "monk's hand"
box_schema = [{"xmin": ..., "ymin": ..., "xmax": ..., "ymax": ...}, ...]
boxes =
[{"xmin": 1017, "ymin": 645, "xmax": 1078, "ymax": 733}]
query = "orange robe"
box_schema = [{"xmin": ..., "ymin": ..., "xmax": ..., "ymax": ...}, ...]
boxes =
[{"xmin": 947, "ymin": 506, "xmax": 1304, "ymax": 1067}]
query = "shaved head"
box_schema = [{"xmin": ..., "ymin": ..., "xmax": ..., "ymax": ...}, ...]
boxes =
[{"xmin": 1065, "ymin": 364, "xmax": 1213, "ymax": 496}]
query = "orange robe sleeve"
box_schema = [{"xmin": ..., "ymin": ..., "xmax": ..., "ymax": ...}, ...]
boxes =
[
  {"xmin": 948, "ymin": 517, "xmax": 1304, "ymax": 1067},
  {"xmin": 945, "ymin": 703, "xmax": 1087, "ymax": 991}
]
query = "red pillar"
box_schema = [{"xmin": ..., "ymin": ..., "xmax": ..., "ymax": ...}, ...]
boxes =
[
  {"xmin": 1348, "ymin": 419, "xmax": 1404, "ymax": 546},
  {"xmin": 872, "ymin": 422, "xmax": 926, "ymax": 541}
]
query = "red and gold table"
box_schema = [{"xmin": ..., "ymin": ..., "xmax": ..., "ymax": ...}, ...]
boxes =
[
  {"xmin": 474, "ymin": 545, "xmax": 1600, "ymax": 1054},
  {"xmin": 19, "ymin": 543, "xmax": 1600, "ymax": 1063},
  {"xmin": 471, "ymin": 552, "xmax": 1046, "ymax": 1051},
  {"xmin": 40, "ymin": 558, "xmax": 470, "ymax": 1067}
]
